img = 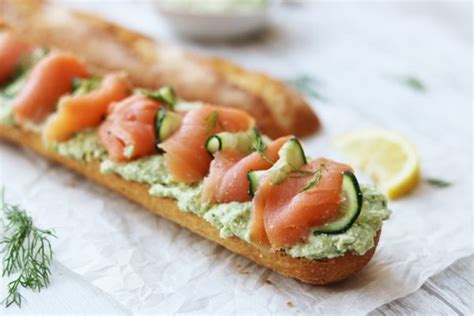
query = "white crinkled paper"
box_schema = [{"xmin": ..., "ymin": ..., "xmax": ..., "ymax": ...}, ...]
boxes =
[{"xmin": 0, "ymin": 1, "xmax": 472, "ymax": 314}]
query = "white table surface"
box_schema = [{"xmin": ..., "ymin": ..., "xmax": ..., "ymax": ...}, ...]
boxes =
[{"xmin": 1, "ymin": 0, "xmax": 472, "ymax": 314}]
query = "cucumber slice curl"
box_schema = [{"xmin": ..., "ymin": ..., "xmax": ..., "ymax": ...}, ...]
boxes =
[
  {"xmin": 139, "ymin": 85, "xmax": 177, "ymax": 108},
  {"xmin": 312, "ymin": 171, "xmax": 363, "ymax": 234},
  {"xmin": 247, "ymin": 138, "xmax": 307, "ymax": 197},
  {"xmin": 154, "ymin": 108, "xmax": 182, "ymax": 144},
  {"xmin": 205, "ymin": 128, "xmax": 258, "ymax": 155}
]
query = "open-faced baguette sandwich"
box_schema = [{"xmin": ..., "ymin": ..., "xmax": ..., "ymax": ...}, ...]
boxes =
[
  {"xmin": 0, "ymin": 0, "xmax": 320, "ymax": 139},
  {"xmin": 0, "ymin": 19, "xmax": 390, "ymax": 285}
]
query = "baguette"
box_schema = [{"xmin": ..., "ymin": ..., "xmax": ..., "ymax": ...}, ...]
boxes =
[
  {"xmin": 0, "ymin": 124, "xmax": 379, "ymax": 285},
  {"xmin": 0, "ymin": 0, "xmax": 320, "ymax": 139}
]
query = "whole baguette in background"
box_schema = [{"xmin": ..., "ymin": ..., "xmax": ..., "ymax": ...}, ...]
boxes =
[
  {"xmin": 0, "ymin": 0, "xmax": 320, "ymax": 138},
  {"xmin": 0, "ymin": 124, "xmax": 379, "ymax": 285}
]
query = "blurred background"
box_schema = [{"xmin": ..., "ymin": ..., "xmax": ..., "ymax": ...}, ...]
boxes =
[{"xmin": 60, "ymin": 0, "xmax": 472, "ymax": 151}]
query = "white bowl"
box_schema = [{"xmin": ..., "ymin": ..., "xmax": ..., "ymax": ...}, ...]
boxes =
[{"xmin": 156, "ymin": 3, "xmax": 270, "ymax": 40}]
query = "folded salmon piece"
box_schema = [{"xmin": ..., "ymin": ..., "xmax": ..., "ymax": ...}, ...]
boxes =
[
  {"xmin": 250, "ymin": 158, "xmax": 352, "ymax": 248},
  {"xmin": 159, "ymin": 105, "xmax": 255, "ymax": 183},
  {"xmin": 98, "ymin": 94, "xmax": 163, "ymax": 162},
  {"xmin": 13, "ymin": 52, "xmax": 89, "ymax": 124},
  {"xmin": 202, "ymin": 136, "xmax": 290, "ymax": 204},
  {"xmin": 44, "ymin": 73, "xmax": 130, "ymax": 142}
]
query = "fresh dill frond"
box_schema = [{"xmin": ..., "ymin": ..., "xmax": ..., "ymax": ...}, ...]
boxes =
[
  {"xmin": 0, "ymin": 188, "xmax": 56, "ymax": 308},
  {"xmin": 205, "ymin": 111, "xmax": 219, "ymax": 134},
  {"xmin": 251, "ymin": 128, "xmax": 274, "ymax": 165},
  {"xmin": 299, "ymin": 163, "xmax": 327, "ymax": 192}
]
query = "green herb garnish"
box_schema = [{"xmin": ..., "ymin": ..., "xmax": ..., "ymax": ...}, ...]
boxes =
[
  {"xmin": 425, "ymin": 178, "xmax": 451, "ymax": 188},
  {"xmin": 0, "ymin": 188, "xmax": 56, "ymax": 308},
  {"xmin": 12, "ymin": 47, "xmax": 49, "ymax": 80},
  {"xmin": 388, "ymin": 74, "xmax": 426, "ymax": 92},
  {"xmin": 251, "ymin": 128, "xmax": 274, "ymax": 165},
  {"xmin": 299, "ymin": 163, "xmax": 327, "ymax": 192},
  {"xmin": 72, "ymin": 76, "xmax": 102, "ymax": 96},
  {"xmin": 140, "ymin": 86, "xmax": 177, "ymax": 108},
  {"xmin": 401, "ymin": 76, "xmax": 426, "ymax": 92},
  {"xmin": 205, "ymin": 111, "xmax": 219, "ymax": 135},
  {"xmin": 286, "ymin": 74, "xmax": 326, "ymax": 101}
]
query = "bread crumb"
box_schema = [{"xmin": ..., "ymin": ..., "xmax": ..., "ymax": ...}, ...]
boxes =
[
  {"xmin": 287, "ymin": 301, "xmax": 294, "ymax": 308},
  {"xmin": 264, "ymin": 279, "xmax": 273, "ymax": 285}
]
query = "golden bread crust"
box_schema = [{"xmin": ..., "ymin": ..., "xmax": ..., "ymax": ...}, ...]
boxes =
[
  {"xmin": 0, "ymin": 0, "xmax": 320, "ymax": 138},
  {"xmin": 0, "ymin": 125, "xmax": 379, "ymax": 285}
]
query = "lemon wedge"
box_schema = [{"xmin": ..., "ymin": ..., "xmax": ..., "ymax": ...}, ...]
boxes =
[{"xmin": 334, "ymin": 129, "xmax": 420, "ymax": 199}]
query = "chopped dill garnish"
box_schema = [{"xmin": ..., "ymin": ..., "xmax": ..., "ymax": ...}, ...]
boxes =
[
  {"xmin": 205, "ymin": 111, "xmax": 219, "ymax": 135},
  {"xmin": 251, "ymin": 128, "xmax": 274, "ymax": 165},
  {"xmin": 401, "ymin": 76, "xmax": 426, "ymax": 92},
  {"xmin": 425, "ymin": 178, "xmax": 451, "ymax": 188},
  {"xmin": 299, "ymin": 163, "xmax": 327, "ymax": 192},
  {"xmin": 387, "ymin": 74, "xmax": 426, "ymax": 92},
  {"xmin": 0, "ymin": 188, "xmax": 56, "ymax": 308}
]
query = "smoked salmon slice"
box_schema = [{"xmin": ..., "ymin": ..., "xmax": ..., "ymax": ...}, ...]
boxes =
[
  {"xmin": 0, "ymin": 32, "xmax": 31, "ymax": 84},
  {"xmin": 202, "ymin": 136, "xmax": 290, "ymax": 204},
  {"xmin": 98, "ymin": 94, "xmax": 163, "ymax": 161},
  {"xmin": 44, "ymin": 73, "xmax": 130, "ymax": 142},
  {"xmin": 250, "ymin": 158, "xmax": 352, "ymax": 248},
  {"xmin": 13, "ymin": 52, "xmax": 89, "ymax": 124},
  {"xmin": 159, "ymin": 105, "xmax": 255, "ymax": 183}
]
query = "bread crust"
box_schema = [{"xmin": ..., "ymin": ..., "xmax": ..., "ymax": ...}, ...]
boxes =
[
  {"xmin": 0, "ymin": 125, "xmax": 380, "ymax": 285},
  {"xmin": 0, "ymin": 0, "xmax": 320, "ymax": 139}
]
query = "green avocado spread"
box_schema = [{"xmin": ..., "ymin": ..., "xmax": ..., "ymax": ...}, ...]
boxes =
[
  {"xmin": 52, "ymin": 129, "xmax": 107, "ymax": 162},
  {"xmin": 51, "ymin": 130, "xmax": 390, "ymax": 260},
  {"xmin": 0, "ymin": 72, "xmax": 28, "ymax": 125}
]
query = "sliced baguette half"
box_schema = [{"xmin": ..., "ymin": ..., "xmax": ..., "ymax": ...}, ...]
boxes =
[{"xmin": 0, "ymin": 125, "xmax": 379, "ymax": 285}]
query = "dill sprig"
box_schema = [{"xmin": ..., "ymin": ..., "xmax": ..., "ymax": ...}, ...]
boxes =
[
  {"xmin": 0, "ymin": 188, "xmax": 56, "ymax": 308},
  {"xmin": 205, "ymin": 111, "xmax": 219, "ymax": 134},
  {"xmin": 251, "ymin": 128, "xmax": 274, "ymax": 165},
  {"xmin": 299, "ymin": 163, "xmax": 327, "ymax": 192}
]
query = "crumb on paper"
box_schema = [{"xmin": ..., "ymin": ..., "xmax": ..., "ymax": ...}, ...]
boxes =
[
  {"xmin": 240, "ymin": 271, "xmax": 250, "ymax": 275},
  {"xmin": 67, "ymin": 179, "xmax": 77, "ymax": 187},
  {"xmin": 264, "ymin": 279, "xmax": 273, "ymax": 285},
  {"xmin": 236, "ymin": 263, "xmax": 242, "ymax": 268},
  {"xmin": 287, "ymin": 301, "xmax": 294, "ymax": 308}
]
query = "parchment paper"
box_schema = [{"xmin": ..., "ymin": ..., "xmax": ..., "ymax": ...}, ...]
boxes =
[{"xmin": 0, "ymin": 1, "xmax": 472, "ymax": 314}]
